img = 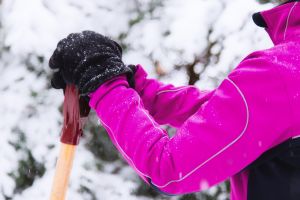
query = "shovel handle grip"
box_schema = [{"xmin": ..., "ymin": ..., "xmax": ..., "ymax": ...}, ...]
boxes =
[
  {"xmin": 50, "ymin": 85, "xmax": 85, "ymax": 199},
  {"xmin": 60, "ymin": 85, "xmax": 82, "ymax": 145}
]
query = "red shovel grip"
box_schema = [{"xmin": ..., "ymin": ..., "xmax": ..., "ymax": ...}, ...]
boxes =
[
  {"xmin": 50, "ymin": 85, "xmax": 90, "ymax": 200},
  {"xmin": 60, "ymin": 85, "xmax": 85, "ymax": 145}
]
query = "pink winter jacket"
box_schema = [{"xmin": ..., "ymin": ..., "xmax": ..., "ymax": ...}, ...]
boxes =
[{"xmin": 89, "ymin": 2, "xmax": 300, "ymax": 200}]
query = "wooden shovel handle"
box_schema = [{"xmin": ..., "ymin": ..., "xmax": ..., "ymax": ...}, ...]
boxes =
[
  {"xmin": 50, "ymin": 143, "xmax": 76, "ymax": 200},
  {"xmin": 50, "ymin": 85, "xmax": 88, "ymax": 199}
]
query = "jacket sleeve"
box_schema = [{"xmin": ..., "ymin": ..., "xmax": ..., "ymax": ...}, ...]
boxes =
[
  {"xmin": 89, "ymin": 54, "xmax": 292, "ymax": 195},
  {"xmin": 133, "ymin": 64, "xmax": 214, "ymax": 128}
]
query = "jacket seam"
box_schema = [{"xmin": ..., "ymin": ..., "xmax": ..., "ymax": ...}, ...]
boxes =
[
  {"xmin": 156, "ymin": 86, "xmax": 199, "ymax": 96},
  {"xmin": 99, "ymin": 77, "xmax": 249, "ymax": 189},
  {"xmin": 283, "ymin": 2, "xmax": 298, "ymax": 40}
]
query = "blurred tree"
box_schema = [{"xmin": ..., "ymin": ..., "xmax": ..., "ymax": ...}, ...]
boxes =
[
  {"xmin": 8, "ymin": 127, "xmax": 45, "ymax": 196},
  {"xmin": 257, "ymin": 0, "xmax": 285, "ymax": 4}
]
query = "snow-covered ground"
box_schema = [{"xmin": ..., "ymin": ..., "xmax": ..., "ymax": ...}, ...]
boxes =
[{"xmin": 0, "ymin": 0, "xmax": 274, "ymax": 199}]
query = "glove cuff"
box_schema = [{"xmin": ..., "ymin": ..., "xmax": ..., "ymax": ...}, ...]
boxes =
[{"xmin": 79, "ymin": 65, "xmax": 133, "ymax": 96}]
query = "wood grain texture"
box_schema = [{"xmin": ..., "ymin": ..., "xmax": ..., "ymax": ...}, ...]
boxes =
[{"xmin": 50, "ymin": 143, "xmax": 76, "ymax": 200}]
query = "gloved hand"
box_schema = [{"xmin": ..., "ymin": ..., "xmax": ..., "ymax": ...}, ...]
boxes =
[{"xmin": 49, "ymin": 30, "xmax": 134, "ymax": 96}]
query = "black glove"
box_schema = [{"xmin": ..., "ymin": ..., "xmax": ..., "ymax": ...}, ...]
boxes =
[{"xmin": 49, "ymin": 30, "xmax": 134, "ymax": 96}]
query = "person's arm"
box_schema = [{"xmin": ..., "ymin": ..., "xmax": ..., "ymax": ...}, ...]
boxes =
[
  {"xmin": 89, "ymin": 53, "xmax": 292, "ymax": 195},
  {"xmin": 133, "ymin": 64, "xmax": 214, "ymax": 128}
]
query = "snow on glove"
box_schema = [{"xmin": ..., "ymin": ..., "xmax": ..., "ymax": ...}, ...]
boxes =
[{"xmin": 49, "ymin": 30, "xmax": 134, "ymax": 96}]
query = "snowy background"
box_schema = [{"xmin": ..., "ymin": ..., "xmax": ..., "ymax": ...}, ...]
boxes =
[{"xmin": 0, "ymin": 0, "xmax": 279, "ymax": 199}]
